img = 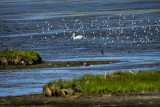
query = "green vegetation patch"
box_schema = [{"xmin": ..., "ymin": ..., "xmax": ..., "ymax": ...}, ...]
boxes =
[
  {"xmin": 0, "ymin": 48, "xmax": 42, "ymax": 65},
  {"xmin": 43, "ymin": 70, "xmax": 160, "ymax": 96}
]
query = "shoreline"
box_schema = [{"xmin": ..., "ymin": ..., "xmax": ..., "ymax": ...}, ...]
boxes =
[
  {"xmin": 0, "ymin": 60, "xmax": 120, "ymax": 70},
  {"xmin": 1, "ymin": 92, "xmax": 160, "ymax": 106}
]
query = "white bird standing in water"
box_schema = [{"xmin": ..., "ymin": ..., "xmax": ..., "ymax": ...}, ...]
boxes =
[{"xmin": 71, "ymin": 33, "xmax": 84, "ymax": 40}]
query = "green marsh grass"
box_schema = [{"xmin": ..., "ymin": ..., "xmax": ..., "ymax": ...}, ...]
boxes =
[
  {"xmin": 44, "ymin": 70, "xmax": 160, "ymax": 94},
  {"xmin": 0, "ymin": 48, "xmax": 42, "ymax": 65}
]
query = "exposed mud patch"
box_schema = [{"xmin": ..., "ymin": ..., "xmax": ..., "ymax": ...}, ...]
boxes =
[
  {"xmin": 0, "ymin": 60, "xmax": 119, "ymax": 70},
  {"xmin": 1, "ymin": 92, "xmax": 160, "ymax": 106}
]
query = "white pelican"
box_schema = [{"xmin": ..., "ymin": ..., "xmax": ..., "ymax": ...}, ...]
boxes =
[{"xmin": 71, "ymin": 33, "xmax": 84, "ymax": 40}]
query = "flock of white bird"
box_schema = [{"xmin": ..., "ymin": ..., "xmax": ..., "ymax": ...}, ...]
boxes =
[{"xmin": 35, "ymin": 14, "xmax": 160, "ymax": 45}]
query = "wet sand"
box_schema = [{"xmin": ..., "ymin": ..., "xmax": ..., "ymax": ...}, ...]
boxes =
[
  {"xmin": 0, "ymin": 60, "xmax": 119, "ymax": 70},
  {"xmin": 1, "ymin": 92, "xmax": 160, "ymax": 106}
]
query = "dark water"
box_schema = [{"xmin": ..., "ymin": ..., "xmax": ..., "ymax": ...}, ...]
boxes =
[{"xmin": 0, "ymin": 0, "xmax": 160, "ymax": 96}]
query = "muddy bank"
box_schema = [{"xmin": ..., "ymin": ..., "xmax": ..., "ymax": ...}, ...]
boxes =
[
  {"xmin": 0, "ymin": 60, "xmax": 119, "ymax": 70},
  {"xmin": 0, "ymin": 92, "xmax": 160, "ymax": 106}
]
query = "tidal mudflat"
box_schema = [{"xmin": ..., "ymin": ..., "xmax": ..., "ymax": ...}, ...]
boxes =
[{"xmin": 1, "ymin": 91, "xmax": 160, "ymax": 106}]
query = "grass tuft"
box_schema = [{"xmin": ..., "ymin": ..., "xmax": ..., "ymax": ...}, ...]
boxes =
[
  {"xmin": 44, "ymin": 70, "xmax": 160, "ymax": 95},
  {"xmin": 0, "ymin": 48, "xmax": 42, "ymax": 65}
]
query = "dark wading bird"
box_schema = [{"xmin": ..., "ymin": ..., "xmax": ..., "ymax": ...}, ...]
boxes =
[{"xmin": 101, "ymin": 49, "xmax": 104, "ymax": 55}]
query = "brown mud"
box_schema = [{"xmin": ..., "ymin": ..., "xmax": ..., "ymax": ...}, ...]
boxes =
[
  {"xmin": 0, "ymin": 60, "xmax": 119, "ymax": 70},
  {"xmin": 0, "ymin": 92, "xmax": 160, "ymax": 106}
]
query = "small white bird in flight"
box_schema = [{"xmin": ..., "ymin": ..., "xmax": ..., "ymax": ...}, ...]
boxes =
[{"xmin": 71, "ymin": 33, "xmax": 84, "ymax": 40}]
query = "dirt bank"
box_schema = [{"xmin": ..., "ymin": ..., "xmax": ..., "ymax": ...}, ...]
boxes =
[{"xmin": 0, "ymin": 92, "xmax": 160, "ymax": 106}]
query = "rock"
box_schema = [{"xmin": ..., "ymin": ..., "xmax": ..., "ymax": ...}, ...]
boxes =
[
  {"xmin": 68, "ymin": 89, "xmax": 74, "ymax": 95},
  {"xmin": 1, "ymin": 58, "xmax": 8, "ymax": 65},
  {"xmin": 44, "ymin": 87, "xmax": 52, "ymax": 97},
  {"xmin": 61, "ymin": 89, "xmax": 70, "ymax": 96},
  {"xmin": 28, "ymin": 61, "xmax": 33, "ymax": 65},
  {"xmin": 59, "ymin": 90, "xmax": 66, "ymax": 96},
  {"xmin": 13, "ymin": 59, "xmax": 19, "ymax": 65},
  {"xmin": 52, "ymin": 89, "xmax": 74, "ymax": 97},
  {"xmin": 43, "ymin": 86, "xmax": 74, "ymax": 97},
  {"xmin": 54, "ymin": 89, "xmax": 60, "ymax": 96}
]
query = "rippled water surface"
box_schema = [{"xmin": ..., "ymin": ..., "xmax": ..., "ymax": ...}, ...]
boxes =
[{"xmin": 0, "ymin": 0, "xmax": 160, "ymax": 96}]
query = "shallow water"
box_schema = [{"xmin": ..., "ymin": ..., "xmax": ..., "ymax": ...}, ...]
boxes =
[{"xmin": 0, "ymin": 0, "xmax": 160, "ymax": 96}]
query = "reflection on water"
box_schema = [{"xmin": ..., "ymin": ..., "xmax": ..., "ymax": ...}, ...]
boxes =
[{"xmin": 0, "ymin": 0, "xmax": 160, "ymax": 96}]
